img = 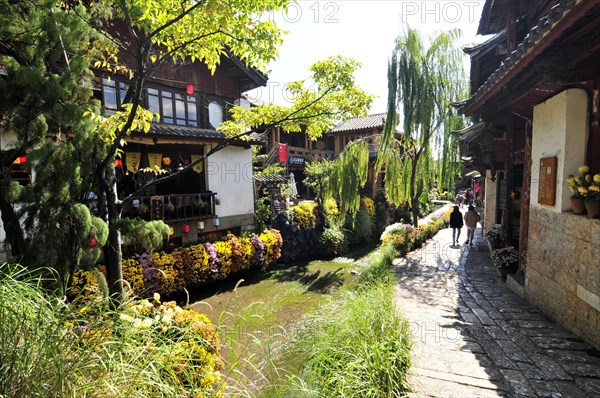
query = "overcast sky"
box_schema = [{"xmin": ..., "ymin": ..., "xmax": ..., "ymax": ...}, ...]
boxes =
[{"xmin": 247, "ymin": 0, "xmax": 489, "ymax": 113}]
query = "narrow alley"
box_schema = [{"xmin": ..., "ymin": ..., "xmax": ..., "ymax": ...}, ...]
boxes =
[{"xmin": 395, "ymin": 209, "xmax": 600, "ymax": 397}]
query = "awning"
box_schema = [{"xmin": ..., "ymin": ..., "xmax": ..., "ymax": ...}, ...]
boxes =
[{"xmin": 452, "ymin": 122, "xmax": 487, "ymax": 143}]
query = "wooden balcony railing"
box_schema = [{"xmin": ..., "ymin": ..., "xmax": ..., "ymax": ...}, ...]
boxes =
[{"xmin": 123, "ymin": 192, "xmax": 216, "ymax": 222}]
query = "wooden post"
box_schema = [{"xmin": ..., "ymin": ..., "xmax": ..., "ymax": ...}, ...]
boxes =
[{"xmin": 519, "ymin": 120, "xmax": 532, "ymax": 270}]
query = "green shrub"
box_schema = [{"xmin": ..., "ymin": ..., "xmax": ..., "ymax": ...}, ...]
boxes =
[
  {"xmin": 318, "ymin": 226, "xmax": 348, "ymax": 257},
  {"xmin": 346, "ymin": 207, "xmax": 375, "ymax": 245}
]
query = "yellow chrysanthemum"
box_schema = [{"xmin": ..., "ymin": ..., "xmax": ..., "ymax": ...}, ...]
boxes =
[
  {"xmin": 594, "ymin": 174, "xmax": 600, "ymax": 183},
  {"xmin": 590, "ymin": 185, "xmax": 600, "ymax": 192},
  {"xmin": 585, "ymin": 174, "xmax": 591, "ymax": 182},
  {"xmin": 578, "ymin": 187, "xmax": 588, "ymax": 195},
  {"xmin": 576, "ymin": 177, "xmax": 583, "ymax": 185},
  {"xmin": 567, "ymin": 175, "xmax": 575, "ymax": 184},
  {"xmin": 569, "ymin": 186, "xmax": 575, "ymax": 193},
  {"xmin": 578, "ymin": 165, "xmax": 590, "ymax": 174}
]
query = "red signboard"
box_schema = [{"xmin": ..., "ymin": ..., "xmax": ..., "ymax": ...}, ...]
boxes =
[{"xmin": 278, "ymin": 143, "xmax": 287, "ymax": 163}]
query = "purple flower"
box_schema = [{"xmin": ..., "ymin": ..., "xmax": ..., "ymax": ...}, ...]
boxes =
[
  {"xmin": 135, "ymin": 253, "xmax": 159, "ymax": 296},
  {"xmin": 250, "ymin": 233, "xmax": 265, "ymax": 267},
  {"xmin": 204, "ymin": 242, "xmax": 220, "ymax": 279}
]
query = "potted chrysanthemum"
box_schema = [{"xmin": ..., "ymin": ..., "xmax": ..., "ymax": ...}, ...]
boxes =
[
  {"xmin": 568, "ymin": 165, "xmax": 600, "ymax": 218},
  {"xmin": 491, "ymin": 246, "xmax": 519, "ymax": 279},
  {"xmin": 585, "ymin": 171, "xmax": 600, "ymax": 218},
  {"xmin": 566, "ymin": 165, "xmax": 591, "ymax": 214},
  {"xmin": 484, "ymin": 224, "xmax": 507, "ymax": 250}
]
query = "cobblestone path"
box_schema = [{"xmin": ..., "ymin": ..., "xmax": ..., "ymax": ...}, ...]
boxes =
[{"xmin": 394, "ymin": 215, "xmax": 600, "ymax": 397}]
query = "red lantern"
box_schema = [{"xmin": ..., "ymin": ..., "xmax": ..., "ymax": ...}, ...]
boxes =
[
  {"xmin": 89, "ymin": 236, "xmax": 97, "ymax": 247},
  {"xmin": 186, "ymin": 84, "xmax": 194, "ymax": 96},
  {"xmin": 13, "ymin": 155, "xmax": 27, "ymax": 165},
  {"xmin": 115, "ymin": 159, "xmax": 123, "ymax": 168},
  {"xmin": 182, "ymin": 224, "xmax": 191, "ymax": 233}
]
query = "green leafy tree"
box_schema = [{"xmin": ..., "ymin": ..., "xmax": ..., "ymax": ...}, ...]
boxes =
[
  {"xmin": 0, "ymin": 0, "xmax": 110, "ymax": 271},
  {"xmin": 379, "ymin": 27, "xmax": 466, "ymax": 226},
  {"xmin": 84, "ymin": 4, "xmax": 372, "ymax": 301},
  {"xmin": 1, "ymin": 0, "xmax": 372, "ymax": 302}
]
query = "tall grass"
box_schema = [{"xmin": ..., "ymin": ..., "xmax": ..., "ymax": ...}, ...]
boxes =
[
  {"xmin": 0, "ymin": 265, "xmax": 86, "ymax": 397},
  {"xmin": 260, "ymin": 246, "xmax": 412, "ymax": 397},
  {"xmin": 0, "ymin": 263, "xmax": 225, "ymax": 397}
]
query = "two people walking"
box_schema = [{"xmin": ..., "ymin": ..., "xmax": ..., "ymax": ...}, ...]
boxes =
[{"xmin": 449, "ymin": 205, "xmax": 480, "ymax": 246}]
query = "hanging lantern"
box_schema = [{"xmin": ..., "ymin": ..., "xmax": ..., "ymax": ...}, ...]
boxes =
[
  {"xmin": 186, "ymin": 84, "xmax": 194, "ymax": 96},
  {"xmin": 115, "ymin": 159, "xmax": 123, "ymax": 168},
  {"xmin": 182, "ymin": 224, "xmax": 191, "ymax": 233},
  {"xmin": 13, "ymin": 155, "xmax": 27, "ymax": 165},
  {"xmin": 162, "ymin": 157, "xmax": 171, "ymax": 166},
  {"xmin": 89, "ymin": 236, "xmax": 97, "ymax": 247}
]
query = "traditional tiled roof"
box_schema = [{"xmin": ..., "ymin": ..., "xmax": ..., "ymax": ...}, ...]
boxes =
[
  {"xmin": 463, "ymin": 30, "xmax": 505, "ymax": 56},
  {"xmin": 253, "ymin": 174, "xmax": 288, "ymax": 184},
  {"xmin": 331, "ymin": 113, "xmax": 386, "ymax": 133},
  {"xmin": 150, "ymin": 124, "xmax": 225, "ymax": 140},
  {"xmin": 458, "ymin": 0, "xmax": 583, "ymax": 115},
  {"xmin": 453, "ymin": 122, "xmax": 487, "ymax": 143}
]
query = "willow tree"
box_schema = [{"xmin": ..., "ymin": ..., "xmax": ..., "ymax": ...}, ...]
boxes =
[{"xmin": 379, "ymin": 27, "xmax": 466, "ymax": 226}]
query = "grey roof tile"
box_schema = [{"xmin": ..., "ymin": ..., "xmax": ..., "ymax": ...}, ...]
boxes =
[
  {"xmin": 149, "ymin": 124, "xmax": 225, "ymax": 140},
  {"xmin": 331, "ymin": 113, "xmax": 386, "ymax": 133}
]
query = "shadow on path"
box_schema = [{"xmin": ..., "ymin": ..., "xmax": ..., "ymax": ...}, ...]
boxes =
[{"xmin": 394, "ymin": 210, "xmax": 600, "ymax": 397}]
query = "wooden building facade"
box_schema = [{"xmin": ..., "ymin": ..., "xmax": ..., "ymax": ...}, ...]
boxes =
[{"xmin": 457, "ymin": 0, "xmax": 600, "ymax": 349}]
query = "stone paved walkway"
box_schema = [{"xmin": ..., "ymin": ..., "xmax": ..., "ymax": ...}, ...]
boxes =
[{"xmin": 394, "ymin": 209, "xmax": 600, "ymax": 397}]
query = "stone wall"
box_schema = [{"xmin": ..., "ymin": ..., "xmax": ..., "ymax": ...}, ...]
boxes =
[{"xmin": 526, "ymin": 206, "xmax": 600, "ymax": 349}]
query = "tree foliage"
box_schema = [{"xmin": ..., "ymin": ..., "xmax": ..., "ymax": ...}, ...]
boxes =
[
  {"xmin": 0, "ymin": 0, "xmax": 110, "ymax": 268},
  {"xmin": 379, "ymin": 27, "xmax": 466, "ymax": 225},
  {"xmin": 220, "ymin": 56, "xmax": 373, "ymax": 139},
  {"xmin": 327, "ymin": 140, "xmax": 370, "ymax": 216},
  {"xmin": 0, "ymin": 0, "xmax": 373, "ymax": 302}
]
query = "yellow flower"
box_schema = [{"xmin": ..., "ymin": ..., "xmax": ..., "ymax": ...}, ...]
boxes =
[
  {"xmin": 585, "ymin": 174, "xmax": 591, "ymax": 182},
  {"xmin": 578, "ymin": 187, "xmax": 588, "ymax": 195},
  {"xmin": 590, "ymin": 185, "xmax": 600, "ymax": 192},
  {"xmin": 579, "ymin": 165, "xmax": 590, "ymax": 174},
  {"xmin": 594, "ymin": 174, "xmax": 600, "ymax": 183},
  {"xmin": 569, "ymin": 186, "xmax": 575, "ymax": 193},
  {"xmin": 566, "ymin": 175, "xmax": 575, "ymax": 185}
]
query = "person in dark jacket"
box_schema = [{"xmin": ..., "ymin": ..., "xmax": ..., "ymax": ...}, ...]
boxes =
[{"xmin": 449, "ymin": 205, "xmax": 464, "ymax": 246}]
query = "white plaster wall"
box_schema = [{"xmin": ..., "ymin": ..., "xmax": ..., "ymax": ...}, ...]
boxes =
[
  {"xmin": 206, "ymin": 145, "xmax": 254, "ymax": 218},
  {"xmin": 484, "ymin": 170, "xmax": 497, "ymax": 227},
  {"xmin": 0, "ymin": 131, "xmax": 17, "ymax": 260},
  {"xmin": 531, "ymin": 89, "xmax": 588, "ymax": 212}
]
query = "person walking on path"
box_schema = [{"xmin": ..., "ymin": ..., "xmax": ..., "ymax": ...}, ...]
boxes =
[
  {"xmin": 463, "ymin": 205, "xmax": 480, "ymax": 245},
  {"xmin": 449, "ymin": 205, "xmax": 463, "ymax": 246}
]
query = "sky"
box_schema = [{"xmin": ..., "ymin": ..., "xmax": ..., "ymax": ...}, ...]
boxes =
[{"xmin": 247, "ymin": 0, "xmax": 489, "ymax": 113}]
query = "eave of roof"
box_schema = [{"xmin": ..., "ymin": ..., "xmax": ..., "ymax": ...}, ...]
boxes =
[
  {"xmin": 149, "ymin": 124, "xmax": 225, "ymax": 140},
  {"xmin": 135, "ymin": 124, "xmax": 262, "ymax": 146},
  {"xmin": 224, "ymin": 49, "xmax": 268, "ymax": 92},
  {"xmin": 463, "ymin": 30, "xmax": 505, "ymax": 57},
  {"xmin": 331, "ymin": 113, "xmax": 386, "ymax": 133},
  {"xmin": 459, "ymin": 0, "xmax": 591, "ymax": 116},
  {"xmin": 253, "ymin": 174, "xmax": 288, "ymax": 184},
  {"xmin": 452, "ymin": 122, "xmax": 488, "ymax": 143}
]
